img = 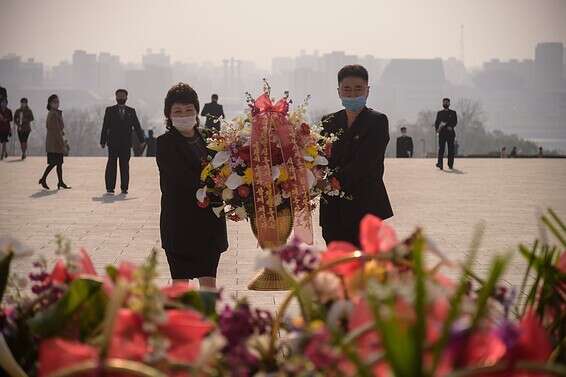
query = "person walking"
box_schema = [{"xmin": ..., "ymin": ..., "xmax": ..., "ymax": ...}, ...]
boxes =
[
  {"xmin": 38, "ymin": 94, "xmax": 70, "ymax": 189},
  {"xmin": 100, "ymin": 89, "xmax": 145, "ymax": 194},
  {"xmin": 14, "ymin": 98, "xmax": 34, "ymax": 160}
]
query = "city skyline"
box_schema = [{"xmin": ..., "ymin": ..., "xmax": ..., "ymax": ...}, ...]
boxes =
[{"xmin": 1, "ymin": 0, "xmax": 565, "ymax": 69}]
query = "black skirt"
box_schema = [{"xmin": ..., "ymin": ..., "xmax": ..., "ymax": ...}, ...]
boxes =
[
  {"xmin": 0, "ymin": 131, "xmax": 9, "ymax": 143},
  {"xmin": 47, "ymin": 152, "xmax": 63, "ymax": 165},
  {"xmin": 18, "ymin": 130, "xmax": 30, "ymax": 142},
  {"xmin": 165, "ymin": 249, "xmax": 221, "ymax": 279}
]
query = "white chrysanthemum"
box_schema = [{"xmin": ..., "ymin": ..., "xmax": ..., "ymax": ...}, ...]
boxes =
[
  {"xmin": 196, "ymin": 187, "xmax": 207, "ymax": 203},
  {"xmin": 226, "ymin": 173, "xmax": 244, "ymax": 190},
  {"xmin": 222, "ymin": 188, "xmax": 234, "ymax": 201},
  {"xmin": 211, "ymin": 151, "xmax": 230, "ymax": 168}
]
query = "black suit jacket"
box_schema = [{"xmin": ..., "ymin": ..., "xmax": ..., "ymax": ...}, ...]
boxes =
[
  {"xmin": 156, "ymin": 128, "xmax": 228, "ymax": 254},
  {"xmin": 320, "ymin": 108, "xmax": 393, "ymax": 232},
  {"xmin": 200, "ymin": 102, "xmax": 225, "ymax": 128},
  {"xmin": 100, "ymin": 105, "xmax": 144, "ymax": 150},
  {"xmin": 0, "ymin": 86, "xmax": 6, "ymax": 101},
  {"xmin": 434, "ymin": 109, "xmax": 458, "ymax": 134},
  {"xmin": 396, "ymin": 135, "xmax": 414, "ymax": 158}
]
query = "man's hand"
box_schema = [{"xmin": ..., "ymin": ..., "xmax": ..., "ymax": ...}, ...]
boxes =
[
  {"xmin": 447, "ymin": 126, "xmax": 453, "ymax": 132},
  {"xmin": 101, "ymin": 143, "xmax": 106, "ymax": 149}
]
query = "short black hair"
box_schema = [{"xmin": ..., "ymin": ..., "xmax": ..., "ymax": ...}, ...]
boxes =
[
  {"xmin": 148, "ymin": 129, "xmax": 154, "ymax": 135},
  {"xmin": 400, "ymin": 126, "xmax": 407, "ymax": 131},
  {"xmin": 20, "ymin": 97, "xmax": 28, "ymax": 103},
  {"xmin": 115, "ymin": 89, "xmax": 128, "ymax": 96},
  {"xmin": 442, "ymin": 97, "xmax": 450, "ymax": 102},
  {"xmin": 211, "ymin": 94, "xmax": 219, "ymax": 100},
  {"xmin": 46, "ymin": 94, "xmax": 58, "ymax": 110},
  {"xmin": 338, "ymin": 64, "xmax": 369, "ymax": 84},
  {"xmin": 164, "ymin": 82, "xmax": 200, "ymax": 129}
]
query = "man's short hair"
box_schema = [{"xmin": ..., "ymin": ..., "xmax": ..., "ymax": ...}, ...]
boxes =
[
  {"xmin": 338, "ymin": 64, "xmax": 369, "ymax": 84},
  {"xmin": 442, "ymin": 97, "xmax": 450, "ymax": 102},
  {"xmin": 400, "ymin": 126, "xmax": 407, "ymax": 132},
  {"xmin": 115, "ymin": 89, "xmax": 128, "ymax": 96},
  {"xmin": 20, "ymin": 97, "xmax": 28, "ymax": 103},
  {"xmin": 211, "ymin": 94, "xmax": 219, "ymax": 100}
]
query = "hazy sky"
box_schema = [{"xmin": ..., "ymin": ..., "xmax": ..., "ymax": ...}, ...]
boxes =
[{"xmin": 1, "ymin": 0, "xmax": 565, "ymax": 69}]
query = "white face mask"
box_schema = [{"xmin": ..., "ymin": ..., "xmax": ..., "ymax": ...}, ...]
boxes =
[{"xmin": 171, "ymin": 115, "xmax": 197, "ymax": 131}]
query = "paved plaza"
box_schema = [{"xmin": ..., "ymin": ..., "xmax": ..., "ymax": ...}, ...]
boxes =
[{"xmin": 1, "ymin": 157, "xmax": 566, "ymax": 312}]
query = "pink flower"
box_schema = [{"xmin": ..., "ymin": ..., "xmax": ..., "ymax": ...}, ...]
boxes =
[
  {"xmin": 161, "ymin": 281, "xmax": 193, "ymax": 299},
  {"xmin": 50, "ymin": 248, "xmax": 97, "ymax": 284},
  {"xmin": 320, "ymin": 241, "xmax": 360, "ymax": 277},
  {"xmin": 359, "ymin": 215, "xmax": 398, "ymax": 254},
  {"xmin": 509, "ymin": 310, "xmax": 552, "ymax": 363}
]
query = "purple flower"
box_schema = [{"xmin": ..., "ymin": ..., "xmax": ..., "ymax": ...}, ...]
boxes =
[
  {"xmin": 496, "ymin": 320, "xmax": 520, "ymax": 350},
  {"xmin": 276, "ymin": 237, "xmax": 320, "ymax": 275}
]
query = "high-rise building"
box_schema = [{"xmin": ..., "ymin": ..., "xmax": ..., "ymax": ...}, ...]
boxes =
[
  {"xmin": 534, "ymin": 42, "xmax": 564, "ymax": 90},
  {"xmin": 72, "ymin": 50, "xmax": 97, "ymax": 91}
]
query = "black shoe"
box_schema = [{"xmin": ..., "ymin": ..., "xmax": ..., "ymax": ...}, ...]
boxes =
[
  {"xmin": 57, "ymin": 182, "xmax": 71, "ymax": 189},
  {"xmin": 121, "ymin": 190, "xmax": 128, "ymax": 194},
  {"xmin": 448, "ymin": 165, "xmax": 454, "ymax": 170},
  {"xmin": 436, "ymin": 163, "xmax": 443, "ymax": 170},
  {"xmin": 106, "ymin": 189, "xmax": 115, "ymax": 194},
  {"xmin": 39, "ymin": 179, "xmax": 49, "ymax": 190}
]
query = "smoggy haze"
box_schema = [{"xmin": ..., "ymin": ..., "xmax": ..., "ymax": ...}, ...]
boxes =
[{"xmin": 1, "ymin": 0, "xmax": 565, "ymax": 68}]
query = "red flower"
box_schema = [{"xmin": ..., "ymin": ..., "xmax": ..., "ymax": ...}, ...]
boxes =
[
  {"xmin": 510, "ymin": 310, "xmax": 552, "ymax": 363},
  {"xmin": 330, "ymin": 176, "xmax": 341, "ymax": 191},
  {"xmin": 50, "ymin": 248, "xmax": 97, "ymax": 284},
  {"xmin": 300, "ymin": 123, "xmax": 310, "ymax": 136},
  {"xmin": 160, "ymin": 309, "xmax": 214, "ymax": 363},
  {"xmin": 38, "ymin": 338, "xmax": 98, "ymax": 377},
  {"xmin": 320, "ymin": 241, "xmax": 360, "ymax": 277},
  {"xmin": 108, "ymin": 309, "xmax": 148, "ymax": 361},
  {"xmin": 359, "ymin": 214, "xmax": 398, "ymax": 255},
  {"xmin": 161, "ymin": 281, "xmax": 193, "ymax": 299},
  {"xmin": 197, "ymin": 196, "xmax": 210, "ymax": 208},
  {"xmin": 238, "ymin": 146, "xmax": 251, "ymax": 163},
  {"xmin": 238, "ymin": 185, "xmax": 250, "ymax": 198}
]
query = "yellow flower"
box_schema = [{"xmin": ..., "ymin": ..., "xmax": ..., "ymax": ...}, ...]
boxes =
[
  {"xmin": 278, "ymin": 166, "xmax": 289, "ymax": 182},
  {"xmin": 304, "ymin": 162, "xmax": 314, "ymax": 170},
  {"xmin": 200, "ymin": 163, "xmax": 212, "ymax": 181},
  {"xmin": 207, "ymin": 140, "xmax": 226, "ymax": 152},
  {"xmin": 221, "ymin": 164, "xmax": 232, "ymax": 177},
  {"xmin": 309, "ymin": 320, "xmax": 325, "ymax": 332},
  {"xmin": 243, "ymin": 168, "xmax": 253, "ymax": 184},
  {"xmin": 306, "ymin": 145, "xmax": 318, "ymax": 158}
]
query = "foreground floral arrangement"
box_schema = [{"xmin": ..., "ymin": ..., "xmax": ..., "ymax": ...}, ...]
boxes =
[{"xmin": 1, "ymin": 210, "xmax": 565, "ymax": 377}]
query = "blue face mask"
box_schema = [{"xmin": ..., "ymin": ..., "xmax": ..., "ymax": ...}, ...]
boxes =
[{"xmin": 341, "ymin": 96, "xmax": 367, "ymax": 112}]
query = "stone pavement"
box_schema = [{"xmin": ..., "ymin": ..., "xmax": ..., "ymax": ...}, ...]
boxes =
[{"xmin": 1, "ymin": 157, "xmax": 566, "ymax": 313}]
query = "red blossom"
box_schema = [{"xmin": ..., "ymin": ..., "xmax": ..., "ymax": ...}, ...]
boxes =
[
  {"xmin": 197, "ymin": 197, "xmax": 210, "ymax": 208},
  {"xmin": 237, "ymin": 185, "xmax": 250, "ymax": 198},
  {"xmin": 359, "ymin": 214, "xmax": 398, "ymax": 254},
  {"xmin": 320, "ymin": 241, "xmax": 360, "ymax": 277}
]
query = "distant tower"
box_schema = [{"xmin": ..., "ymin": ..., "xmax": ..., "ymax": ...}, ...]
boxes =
[{"xmin": 460, "ymin": 24, "xmax": 465, "ymax": 64}]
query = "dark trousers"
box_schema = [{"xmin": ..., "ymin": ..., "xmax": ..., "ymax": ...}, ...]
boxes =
[
  {"xmin": 105, "ymin": 147, "xmax": 131, "ymax": 191},
  {"xmin": 437, "ymin": 132, "xmax": 455, "ymax": 168}
]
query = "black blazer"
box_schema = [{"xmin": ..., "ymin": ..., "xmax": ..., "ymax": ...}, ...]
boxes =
[
  {"xmin": 320, "ymin": 108, "xmax": 393, "ymax": 229},
  {"xmin": 396, "ymin": 135, "xmax": 414, "ymax": 158},
  {"xmin": 100, "ymin": 105, "xmax": 144, "ymax": 150},
  {"xmin": 200, "ymin": 102, "xmax": 225, "ymax": 128},
  {"xmin": 156, "ymin": 128, "xmax": 228, "ymax": 254},
  {"xmin": 434, "ymin": 109, "xmax": 458, "ymax": 134}
]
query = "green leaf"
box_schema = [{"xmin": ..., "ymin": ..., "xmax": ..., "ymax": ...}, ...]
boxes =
[
  {"xmin": 471, "ymin": 255, "xmax": 508, "ymax": 329},
  {"xmin": 412, "ymin": 236, "xmax": 426, "ymax": 377},
  {"xmin": 27, "ymin": 278, "xmax": 104, "ymax": 339},
  {"xmin": 0, "ymin": 252, "xmax": 14, "ymax": 303},
  {"xmin": 175, "ymin": 290, "xmax": 218, "ymax": 318},
  {"xmin": 367, "ymin": 290, "xmax": 415, "ymax": 377},
  {"xmin": 105, "ymin": 265, "xmax": 118, "ymax": 282}
]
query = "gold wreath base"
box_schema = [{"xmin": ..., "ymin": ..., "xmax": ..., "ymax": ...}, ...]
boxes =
[{"xmin": 248, "ymin": 207, "xmax": 293, "ymax": 291}]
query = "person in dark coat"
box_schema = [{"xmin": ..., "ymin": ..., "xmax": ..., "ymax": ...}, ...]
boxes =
[
  {"xmin": 145, "ymin": 129, "xmax": 157, "ymax": 157},
  {"xmin": 156, "ymin": 83, "xmax": 228, "ymax": 289},
  {"xmin": 14, "ymin": 98, "xmax": 35, "ymax": 160},
  {"xmin": 38, "ymin": 94, "xmax": 70, "ymax": 189},
  {"xmin": 0, "ymin": 98, "xmax": 12, "ymax": 160},
  {"xmin": 396, "ymin": 126, "xmax": 414, "ymax": 158},
  {"xmin": 434, "ymin": 98, "xmax": 458, "ymax": 170},
  {"xmin": 0, "ymin": 86, "xmax": 6, "ymax": 102},
  {"xmin": 100, "ymin": 89, "xmax": 145, "ymax": 194},
  {"xmin": 320, "ymin": 65, "xmax": 393, "ymax": 247},
  {"xmin": 200, "ymin": 94, "xmax": 225, "ymax": 130}
]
